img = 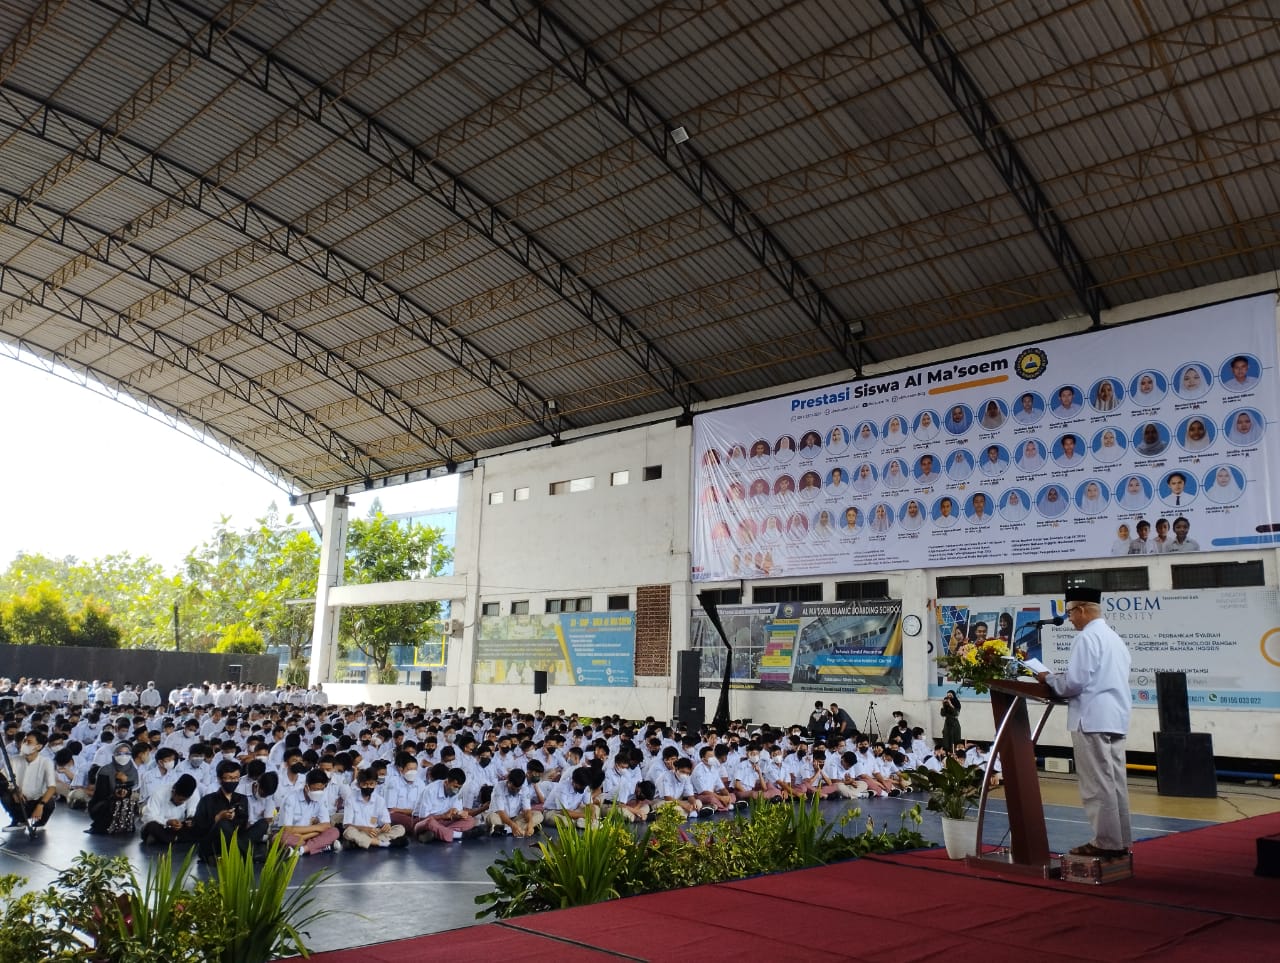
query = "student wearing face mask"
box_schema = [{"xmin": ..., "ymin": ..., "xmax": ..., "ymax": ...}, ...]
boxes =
[
  {"xmin": 87, "ymin": 742, "xmax": 141, "ymax": 835},
  {"xmin": 730, "ymin": 743, "xmax": 774, "ymax": 803},
  {"xmin": 342, "ymin": 768, "xmax": 408, "ymax": 849},
  {"xmin": 2, "ymin": 730, "xmax": 57, "ymax": 832},
  {"xmin": 193, "ymin": 760, "xmax": 252, "ymax": 862},
  {"xmin": 277, "ymin": 769, "xmax": 340, "ymax": 855},
  {"xmin": 412, "ymin": 766, "xmax": 479, "ymax": 842},
  {"xmin": 385, "ymin": 753, "xmax": 425, "ymax": 833}
]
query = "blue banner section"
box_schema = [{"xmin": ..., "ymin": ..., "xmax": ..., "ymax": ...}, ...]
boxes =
[
  {"xmin": 560, "ymin": 614, "xmax": 635, "ymax": 686},
  {"xmin": 475, "ymin": 612, "xmax": 636, "ymax": 687}
]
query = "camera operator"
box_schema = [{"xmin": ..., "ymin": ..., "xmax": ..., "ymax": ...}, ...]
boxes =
[{"xmin": 2, "ymin": 731, "xmax": 57, "ymax": 831}]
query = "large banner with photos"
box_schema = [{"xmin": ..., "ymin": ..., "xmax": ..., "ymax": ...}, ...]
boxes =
[
  {"xmin": 689, "ymin": 599, "xmax": 903, "ymax": 693},
  {"xmin": 929, "ymin": 589, "xmax": 1280, "ymax": 710},
  {"xmin": 691, "ymin": 295, "xmax": 1278, "ymax": 581}
]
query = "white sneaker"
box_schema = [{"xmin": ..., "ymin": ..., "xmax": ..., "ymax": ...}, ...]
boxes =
[
  {"xmin": 330, "ymin": 840, "xmax": 342, "ymax": 852},
  {"xmin": 378, "ymin": 836, "xmax": 392, "ymax": 848}
]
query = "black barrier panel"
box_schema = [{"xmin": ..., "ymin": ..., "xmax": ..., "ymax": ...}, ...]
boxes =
[{"xmin": 0, "ymin": 645, "xmax": 278, "ymax": 697}]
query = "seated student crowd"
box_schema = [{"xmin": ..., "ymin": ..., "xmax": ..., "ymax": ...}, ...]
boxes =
[{"xmin": 4, "ymin": 683, "xmax": 997, "ymax": 858}]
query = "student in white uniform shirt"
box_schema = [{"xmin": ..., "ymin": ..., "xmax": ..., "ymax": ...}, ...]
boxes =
[
  {"xmin": 278, "ymin": 770, "xmax": 341, "ymax": 855},
  {"xmin": 486, "ymin": 768, "xmax": 545, "ymax": 836},
  {"xmin": 655, "ymin": 757, "xmax": 699, "ymax": 816},
  {"xmin": 691, "ymin": 746, "xmax": 734, "ymax": 813},
  {"xmin": 140, "ymin": 773, "xmax": 199, "ymax": 845},
  {"xmin": 384, "ymin": 752, "xmax": 425, "ymax": 833},
  {"xmin": 342, "ymin": 768, "xmax": 407, "ymax": 849}
]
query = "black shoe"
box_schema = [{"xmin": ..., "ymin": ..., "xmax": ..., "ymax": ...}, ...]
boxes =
[
  {"xmin": 734, "ymin": 800, "xmax": 750, "ymax": 813},
  {"xmin": 390, "ymin": 835, "xmax": 410, "ymax": 848},
  {"xmin": 461, "ymin": 826, "xmax": 485, "ymax": 840},
  {"xmin": 888, "ymin": 789, "xmax": 901, "ymax": 797}
]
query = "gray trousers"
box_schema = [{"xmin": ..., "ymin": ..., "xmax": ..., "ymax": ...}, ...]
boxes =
[{"xmin": 1071, "ymin": 730, "xmax": 1132, "ymax": 850}]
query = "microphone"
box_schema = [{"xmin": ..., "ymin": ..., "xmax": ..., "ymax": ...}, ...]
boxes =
[{"xmin": 1032, "ymin": 616, "xmax": 1065, "ymax": 627}]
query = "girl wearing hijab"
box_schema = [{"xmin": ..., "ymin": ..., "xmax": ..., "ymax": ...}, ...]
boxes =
[
  {"xmin": 941, "ymin": 690, "xmax": 962, "ymax": 753},
  {"xmin": 1204, "ymin": 465, "xmax": 1244, "ymax": 504},
  {"xmin": 87, "ymin": 741, "xmax": 141, "ymax": 834}
]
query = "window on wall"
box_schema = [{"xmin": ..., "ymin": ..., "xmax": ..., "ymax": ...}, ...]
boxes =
[
  {"xmin": 487, "ymin": 491, "xmax": 504, "ymax": 505},
  {"xmin": 1171, "ymin": 561, "xmax": 1264, "ymax": 589},
  {"xmin": 835, "ymin": 579, "xmax": 890, "ymax": 601},
  {"xmin": 514, "ymin": 487, "xmax": 530, "ymax": 501},
  {"xmin": 1022, "ymin": 567, "xmax": 1149, "ymax": 595},
  {"xmin": 752, "ymin": 583, "xmax": 823, "ymax": 604},
  {"xmin": 550, "ymin": 477, "xmax": 594, "ymax": 495},
  {"xmin": 936, "ymin": 574, "xmax": 1005, "ymax": 598},
  {"xmin": 611, "ymin": 470, "xmax": 630, "ymax": 486},
  {"xmin": 546, "ymin": 597, "xmax": 592, "ymax": 613},
  {"xmin": 481, "ymin": 602, "xmax": 499, "ymax": 617},
  {"xmin": 643, "ymin": 465, "xmax": 662, "ymax": 481},
  {"xmin": 607, "ymin": 594, "xmax": 630, "ymax": 610},
  {"xmin": 510, "ymin": 600, "xmax": 529, "ymax": 615},
  {"xmin": 697, "ymin": 587, "xmax": 742, "ymax": 606}
]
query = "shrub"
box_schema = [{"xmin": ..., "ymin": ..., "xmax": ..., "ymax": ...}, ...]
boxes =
[{"xmin": 477, "ymin": 800, "xmax": 930, "ymax": 920}]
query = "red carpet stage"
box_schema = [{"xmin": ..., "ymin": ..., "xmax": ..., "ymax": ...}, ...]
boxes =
[{"xmin": 299, "ymin": 812, "xmax": 1280, "ymax": 962}]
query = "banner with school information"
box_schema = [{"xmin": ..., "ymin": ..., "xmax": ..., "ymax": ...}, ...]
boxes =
[
  {"xmin": 474, "ymin": 613, "xmax": 635, "ymax": 686},
  {"xmin": 689, "ymin": 599, "xmax": 903, "ymax": 693},
  {"xmin": 691, "ymin": 294, "xmax": 1279, "ymax": 581},
  {"xmin": 928, "ymin": 588, "xmax": 1280, "ymax": 710}
]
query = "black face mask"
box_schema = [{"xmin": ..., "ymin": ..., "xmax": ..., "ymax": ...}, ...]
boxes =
[
  {"xmin": 290, "ymin": 763, "xmax": 307, "ymax": 775},
  {"xmin": 359, "ymin": 786, "xmax": 375, "ymax": 797},
  {"xmin": 220, "ymin": 781, "xmax": 239, "ymax": 793},
  {"xmin": 478, "ymin": 757, "xmax": 492, "ymax": 767}
]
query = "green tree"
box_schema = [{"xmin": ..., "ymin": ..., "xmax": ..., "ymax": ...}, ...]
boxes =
[
  {"xmin": 339, "ymin": 510, "xmax": 451, "ymax": 683},
  {"xmin": 0, "ymin": 581, "xmax": 75, "ymax": 645},
  {"xmin": 180, "ymin": 505, "xmax": 319, "ymax": 662},
  {"xmin": 0, "ymin": 552, "xmax": 181, "ymax": 649},
  {"xmin": 73, "ymin": 601, "xmax": 123, "ymax": 649},
  {"xmin": 213, "ymin": 621, "xmax": 267, "ymax": 654}
]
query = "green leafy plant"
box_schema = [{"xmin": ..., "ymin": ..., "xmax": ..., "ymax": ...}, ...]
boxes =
[
  {"xmin": 535, "ymin": 811, "xmax": 647, "ymax": 908},
  {"xmin": 906, "ymin": 757, "xmax": 985, "ymax": 820},
  {"xmin": 477, "ymin": 799, "xmax": 932, "ymax": 921},
  {"xmin": 210, "ymin": 832, "xmax": 331, "ymax": 962}
]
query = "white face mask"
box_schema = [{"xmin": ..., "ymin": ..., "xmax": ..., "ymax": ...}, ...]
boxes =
[
  {"xmin": 114, "ymin": 753, "xmax": 132, "ymax": 766},
  {"xmin": 403, "ymin": 769, "xmax": 418, "ymax": 783}
]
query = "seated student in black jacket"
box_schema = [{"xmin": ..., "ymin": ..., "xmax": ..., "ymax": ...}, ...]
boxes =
[{"xmin": 192, "ymin": 759, "xmax": 250, "ymax": 862}]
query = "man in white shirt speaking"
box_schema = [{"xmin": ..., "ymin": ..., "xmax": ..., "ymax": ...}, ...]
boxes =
[{"xmin": 1036, "ymin": 586, "xmax": 1131, "ymax": 859}]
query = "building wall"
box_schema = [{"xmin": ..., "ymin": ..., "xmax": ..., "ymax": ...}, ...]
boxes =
[{"xmin": 379, "ymin": 271, "xmax": 1280, "ymax": 764}]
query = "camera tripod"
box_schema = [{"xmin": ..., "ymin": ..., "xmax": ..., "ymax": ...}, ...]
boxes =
[{"xmin": 862, "ymin": 701, "xmax": 882, "ymax": 741}]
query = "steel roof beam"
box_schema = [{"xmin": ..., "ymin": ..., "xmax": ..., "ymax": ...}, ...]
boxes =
[
  {"xmin": 0, "ymin": 256, "xmax": 377, "ymax": 484},
  {"xmin": 879, "ymin": 0, "xmax": 1110, "ymax": 326},
  {"xmin": 0, "ymin": 83, "xmax": 489, "ymax": 466},
  {"xmin": 480, "ymin": 0, "xmax": 868, "ymax": 377},
  {"xmin": 96, "ymin": 0, "xmax": 703, "ymax": 415}
]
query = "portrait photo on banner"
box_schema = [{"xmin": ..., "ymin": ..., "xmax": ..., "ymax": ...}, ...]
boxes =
[{"xmin": 691, "ymin": 294, "xmax": 1279, "ymax": 582}]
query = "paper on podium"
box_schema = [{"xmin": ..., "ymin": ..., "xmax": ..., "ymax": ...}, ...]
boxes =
[{"xmin": 1018, "ymin": 656, "xmax": 1049, "ymax": 674}]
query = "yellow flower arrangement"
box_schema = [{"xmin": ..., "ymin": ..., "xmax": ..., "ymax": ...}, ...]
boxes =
[{"xmin": 938, "ymin": 637, "xmax": 1021, "ymax": 694}]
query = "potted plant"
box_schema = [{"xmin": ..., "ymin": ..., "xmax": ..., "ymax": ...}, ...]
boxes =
[{"xmin": 907, "ymin": 756, "xmax": 985, "ymax": 858}]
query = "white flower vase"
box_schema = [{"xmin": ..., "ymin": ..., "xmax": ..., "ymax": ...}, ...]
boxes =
[{"xmin": 940, "ymin": 814, "xmax": 979, "ymax": 859}]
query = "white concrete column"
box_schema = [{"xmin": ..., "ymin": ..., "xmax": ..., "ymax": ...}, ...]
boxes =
[{"xmin": 309, "ymin": 493, "xmax": 350, "ymax": 686}]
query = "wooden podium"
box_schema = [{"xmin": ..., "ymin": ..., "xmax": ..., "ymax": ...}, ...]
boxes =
[{"xmin": 967, "ymin": 678, "xmax": 1064, "ymax": 877}]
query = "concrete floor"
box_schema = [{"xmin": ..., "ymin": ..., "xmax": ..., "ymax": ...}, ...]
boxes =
[{"xmin": 1, "ymin": 773, "xmax": 1275, "ymax": 954}]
